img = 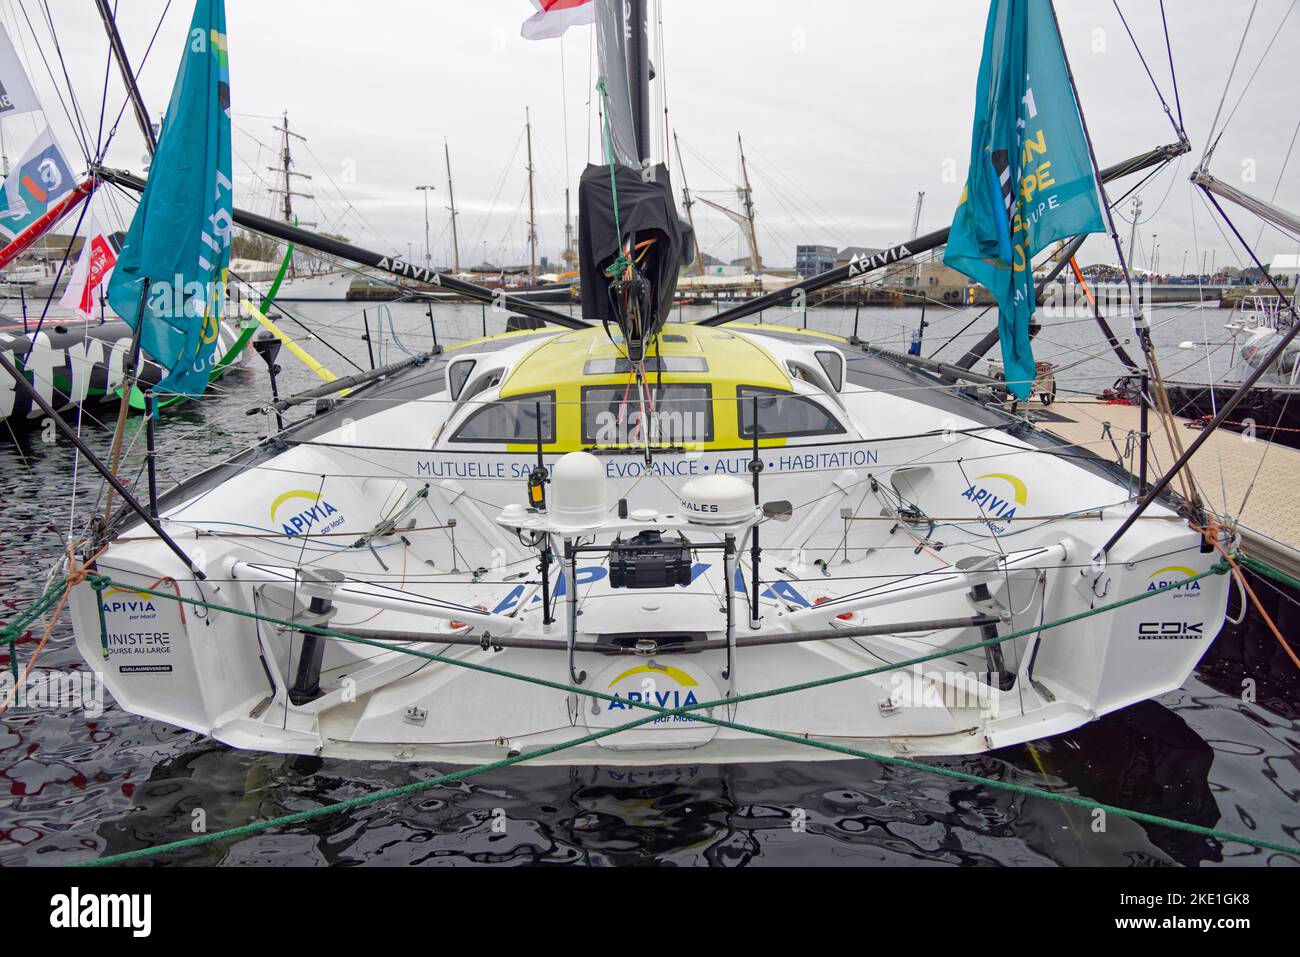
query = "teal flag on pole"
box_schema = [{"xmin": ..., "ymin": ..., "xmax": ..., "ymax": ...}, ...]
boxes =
[
  {"xmin": 944, "ymin": 0, "xmax": 1105, "ymax": 399},
  {"xmin": 107, "ymin": 0, "xmax": 231, "ymax": 397}
]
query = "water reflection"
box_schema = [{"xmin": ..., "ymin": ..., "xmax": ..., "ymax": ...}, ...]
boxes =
[{"xmin": 49, "ymin": 689, "xmax": 1290, "ymax": 868}]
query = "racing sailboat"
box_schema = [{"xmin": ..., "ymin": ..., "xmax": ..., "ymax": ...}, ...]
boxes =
[{"xmin": 56, "ymin": 0, "xmax": 1233, "ymax": 765}]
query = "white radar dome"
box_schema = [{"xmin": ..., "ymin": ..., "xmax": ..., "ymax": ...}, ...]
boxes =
[
  {"xmin": 549, "ymin": 451, "xmax": 609, "ymax": 530},
  {"xmin": 678, "ymin": 474, "xmax": 755, "ymax": 525}
]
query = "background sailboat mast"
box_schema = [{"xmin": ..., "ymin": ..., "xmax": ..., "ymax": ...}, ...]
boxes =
[
  {"xmin": 444, "ymin": 139, "xmax": 460, "ymax": 274},
  {"xmin": 738, "ymin": 133, "xmax": 761, "ymax": 274},
  {"xmin": 910, "ymin": 190, "xmax": 925, "ymax": 286},
  {"xmin": 673, "ymin": 131, "xmax": 704, "ymax": 276},
  {"xmin": 564, "ymin": 187, "xmax": 573, "ymax": 270},
  {"xmin": 526, "ymin": 107, "xmax": 537, "ymax": 280}
]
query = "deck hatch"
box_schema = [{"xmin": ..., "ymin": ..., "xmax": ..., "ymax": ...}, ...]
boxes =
[{"xmin": 584, "ymin": 356, "xmax": 708, "ymax": 375}]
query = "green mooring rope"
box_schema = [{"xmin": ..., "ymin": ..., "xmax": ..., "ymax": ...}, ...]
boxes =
[
  {"xmin": 1, "ymin": 579, "xmax": 68, "ymax": 680},
  {"xmin": 1237, "ymin": 552, "xmax": 1300, "ymax": 592},
  {"xmin": 595, "ymin": 77, "xmax": 633, "ymax": 280},
  {"xmin": 64, "ymin": 558, "xmax": 1300, "ymax": 864}
]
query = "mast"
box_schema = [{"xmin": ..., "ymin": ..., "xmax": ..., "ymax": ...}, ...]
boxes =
[
  {"xmin": 444, "ymin": 139, "xmax": 460, "ymax": 274},
  {"xmin": 627, "ymin": 0, "xmax": 651, "ymax": 163},
  {"xmin": 563, "ymin": 187, "xmax": 574, "ymax": 271},
  {"xmin": 269, "ymin": 111, "xmax": 313, "ymax": 227},
  {"xmin": 737, "ymin": 133, "xmax": 762, "ymax": 275},
  {"xmin": 674, "ymin": 131, "xmax": 704, "ymax": 276},
  {"xmin": 267, "ymin": 111, "xmax": 314, "ymax": 277},
  {"xmin": 910, "ymin": 190, "xmax": 925, "ymax": 286},
  {"xmin": 1126, "ymin": 195, "xmax": 1142, "ymax": 269},
  {"xmin": 526, "ymin": 107, "xmax": 537, "ymax": 282},
  {"xmin": 94, "ymin": 0, "xmax": 157, "ymax": 157}
]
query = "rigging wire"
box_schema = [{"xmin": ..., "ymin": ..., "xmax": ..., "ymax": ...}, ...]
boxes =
[
  {"xmin": 1158, "ymin": 0, "xmax": 1184, "ymax": 133},
  {"xmin": 91, "ymin": 0, "xmax": 115, "ymax": 159},
  {"xmin": 1111, "ymin": 0, "xmax": 1183, "ymax": 138},
  {"xmin": 1208, "ymin": 0, "xmax": 1297, "ymax": 164},
  {"xmin": 98, "ymin": 0, "xmax": 173, "ymax": 159},
  {"xmin": 465, "ymin": 127, "xmax": 526, "ymax": 265},
  {"xmin": 1199, "ymin": 0, "xmax": 1259, "ymax": 169},
  {"xmin": 37, "ymin": 0, "xmax": 94, "ymax": 157},
  {"xmin": 12, "ymin": 0, "xmax": 90, "ymax": 162}
]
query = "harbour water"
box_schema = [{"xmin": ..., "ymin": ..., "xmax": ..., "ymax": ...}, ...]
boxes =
[{"xmin": 1, "ymin": 300, "xmax": 1295, "ymax": 866}]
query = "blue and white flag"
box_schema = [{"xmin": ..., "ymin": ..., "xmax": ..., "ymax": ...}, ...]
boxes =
[
  {"xmin": 945, "ymin": 0, "xmax": 1106, "ymax": 399},
  {"xmin": 107, "ymin": 0, "xmax": 232, "ymax": 397},
  {"xmin": 0, "ymin": 127, "xmax": 75, "ymax": 240}
]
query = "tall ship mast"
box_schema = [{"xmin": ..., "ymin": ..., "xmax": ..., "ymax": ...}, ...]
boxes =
[
  {"xmin": 737, "ymin": 133, "xmax": 762, "ymax": 275},
  {"xmin": 267, "ymin": 111, "xmax": 314, "ymax": 276},
  {"xmin": 692, "ymin": 133, "xmax": 763, "ymax": 277},
  {"xmin": 673, "ymin": 130, "xmax": 705, "ymax": 276}
]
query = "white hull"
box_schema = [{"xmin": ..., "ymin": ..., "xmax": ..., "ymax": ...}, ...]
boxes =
[
  {"xmin": 241, "ymin": 271, "xmax": 352, "ymax": 302},
  {"xmin": 68, "ymin": 327, "xmax": 1229, "ymax": 764}
]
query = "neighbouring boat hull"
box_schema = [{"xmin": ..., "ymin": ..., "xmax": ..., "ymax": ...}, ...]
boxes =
[{"xmin": 0, "ymin": 317, "xmax": 248, "ymax": 424}]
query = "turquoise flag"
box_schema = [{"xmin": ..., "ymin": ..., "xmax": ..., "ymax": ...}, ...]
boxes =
[
  {"xmin": 945, "ymin": 0, "xmax": 1105, "ymax": 400},
  {"xmin": 107, "ymin": 0, "xmax": 231, "ymax": 397}
]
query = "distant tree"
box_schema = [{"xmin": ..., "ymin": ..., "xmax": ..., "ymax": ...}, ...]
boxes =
[{"xmin": 232, "ymin": 229, "xmax": 282, "ymax": 262}]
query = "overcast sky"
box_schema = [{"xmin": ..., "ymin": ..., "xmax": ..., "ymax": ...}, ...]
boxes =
[{"xmin": 4, "ymin": 0, "xmax": 1297, "ymax": 273}]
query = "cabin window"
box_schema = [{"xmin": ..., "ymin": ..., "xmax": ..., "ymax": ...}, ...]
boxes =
[
  {"xmin": 451, "ymin": 391, "xmax": 555, "ymax": 444},
  {"xmin": 737, "ymin": 386, "xmax": 846, "ymax": 438},
  {"xmin": 447, "ymin": 359, "xmax": 476, "ymax": 400},
  {"xmin": 581, "ymin": 383, "xmax": 713, "ymax": 446},
  {"xmin": 459, "ymin": 369, "xmax": 503, "ymax": 404},
  {"xmin": 815, "ymin": 350, "xmax": 845, "ymax": 392},
  {"xmin": 786, "ymin": 360, "xmax": 835, "ymax": 396}
]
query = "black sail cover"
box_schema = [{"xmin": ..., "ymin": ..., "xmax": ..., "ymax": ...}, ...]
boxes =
[{"xmin": 578, "ymin": 162, "xmax": 694, "ymax": 345}]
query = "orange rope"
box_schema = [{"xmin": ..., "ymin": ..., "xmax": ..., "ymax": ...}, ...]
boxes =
[
  {"xmin": 1195, "ymin": 519, "xmax": 1300, "ymax": 671},
  {"xmin": 140, "ymin": 575, "xmax": 186, "ymax": 625},
  {"xmin": 1068, "ymin": 257, "xmax": 1097, "ymax": 309}
]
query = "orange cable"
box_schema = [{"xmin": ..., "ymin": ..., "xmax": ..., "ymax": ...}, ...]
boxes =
[{"xmin": 1195, "ymin": 518, "xmax": 1300, "ymax": 671}]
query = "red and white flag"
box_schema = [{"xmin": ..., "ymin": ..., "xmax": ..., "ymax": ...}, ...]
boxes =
[
  {"xmin": 521, "ymin": 0, "xmax": 593, "ymax": 40},
  {"xmin": 58, "ymin": 232, "xmax": 121, "ymax": 320}
]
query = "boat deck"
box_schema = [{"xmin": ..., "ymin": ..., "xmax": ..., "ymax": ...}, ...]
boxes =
[{"xmin": 1038, "ymin": 397, "xmax": 1300, "ymax": 575}]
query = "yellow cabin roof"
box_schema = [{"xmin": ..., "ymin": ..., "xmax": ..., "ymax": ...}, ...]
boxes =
[{"xmin": 498, "ymin": 326, "xmax": 789, "ymax": 397}]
